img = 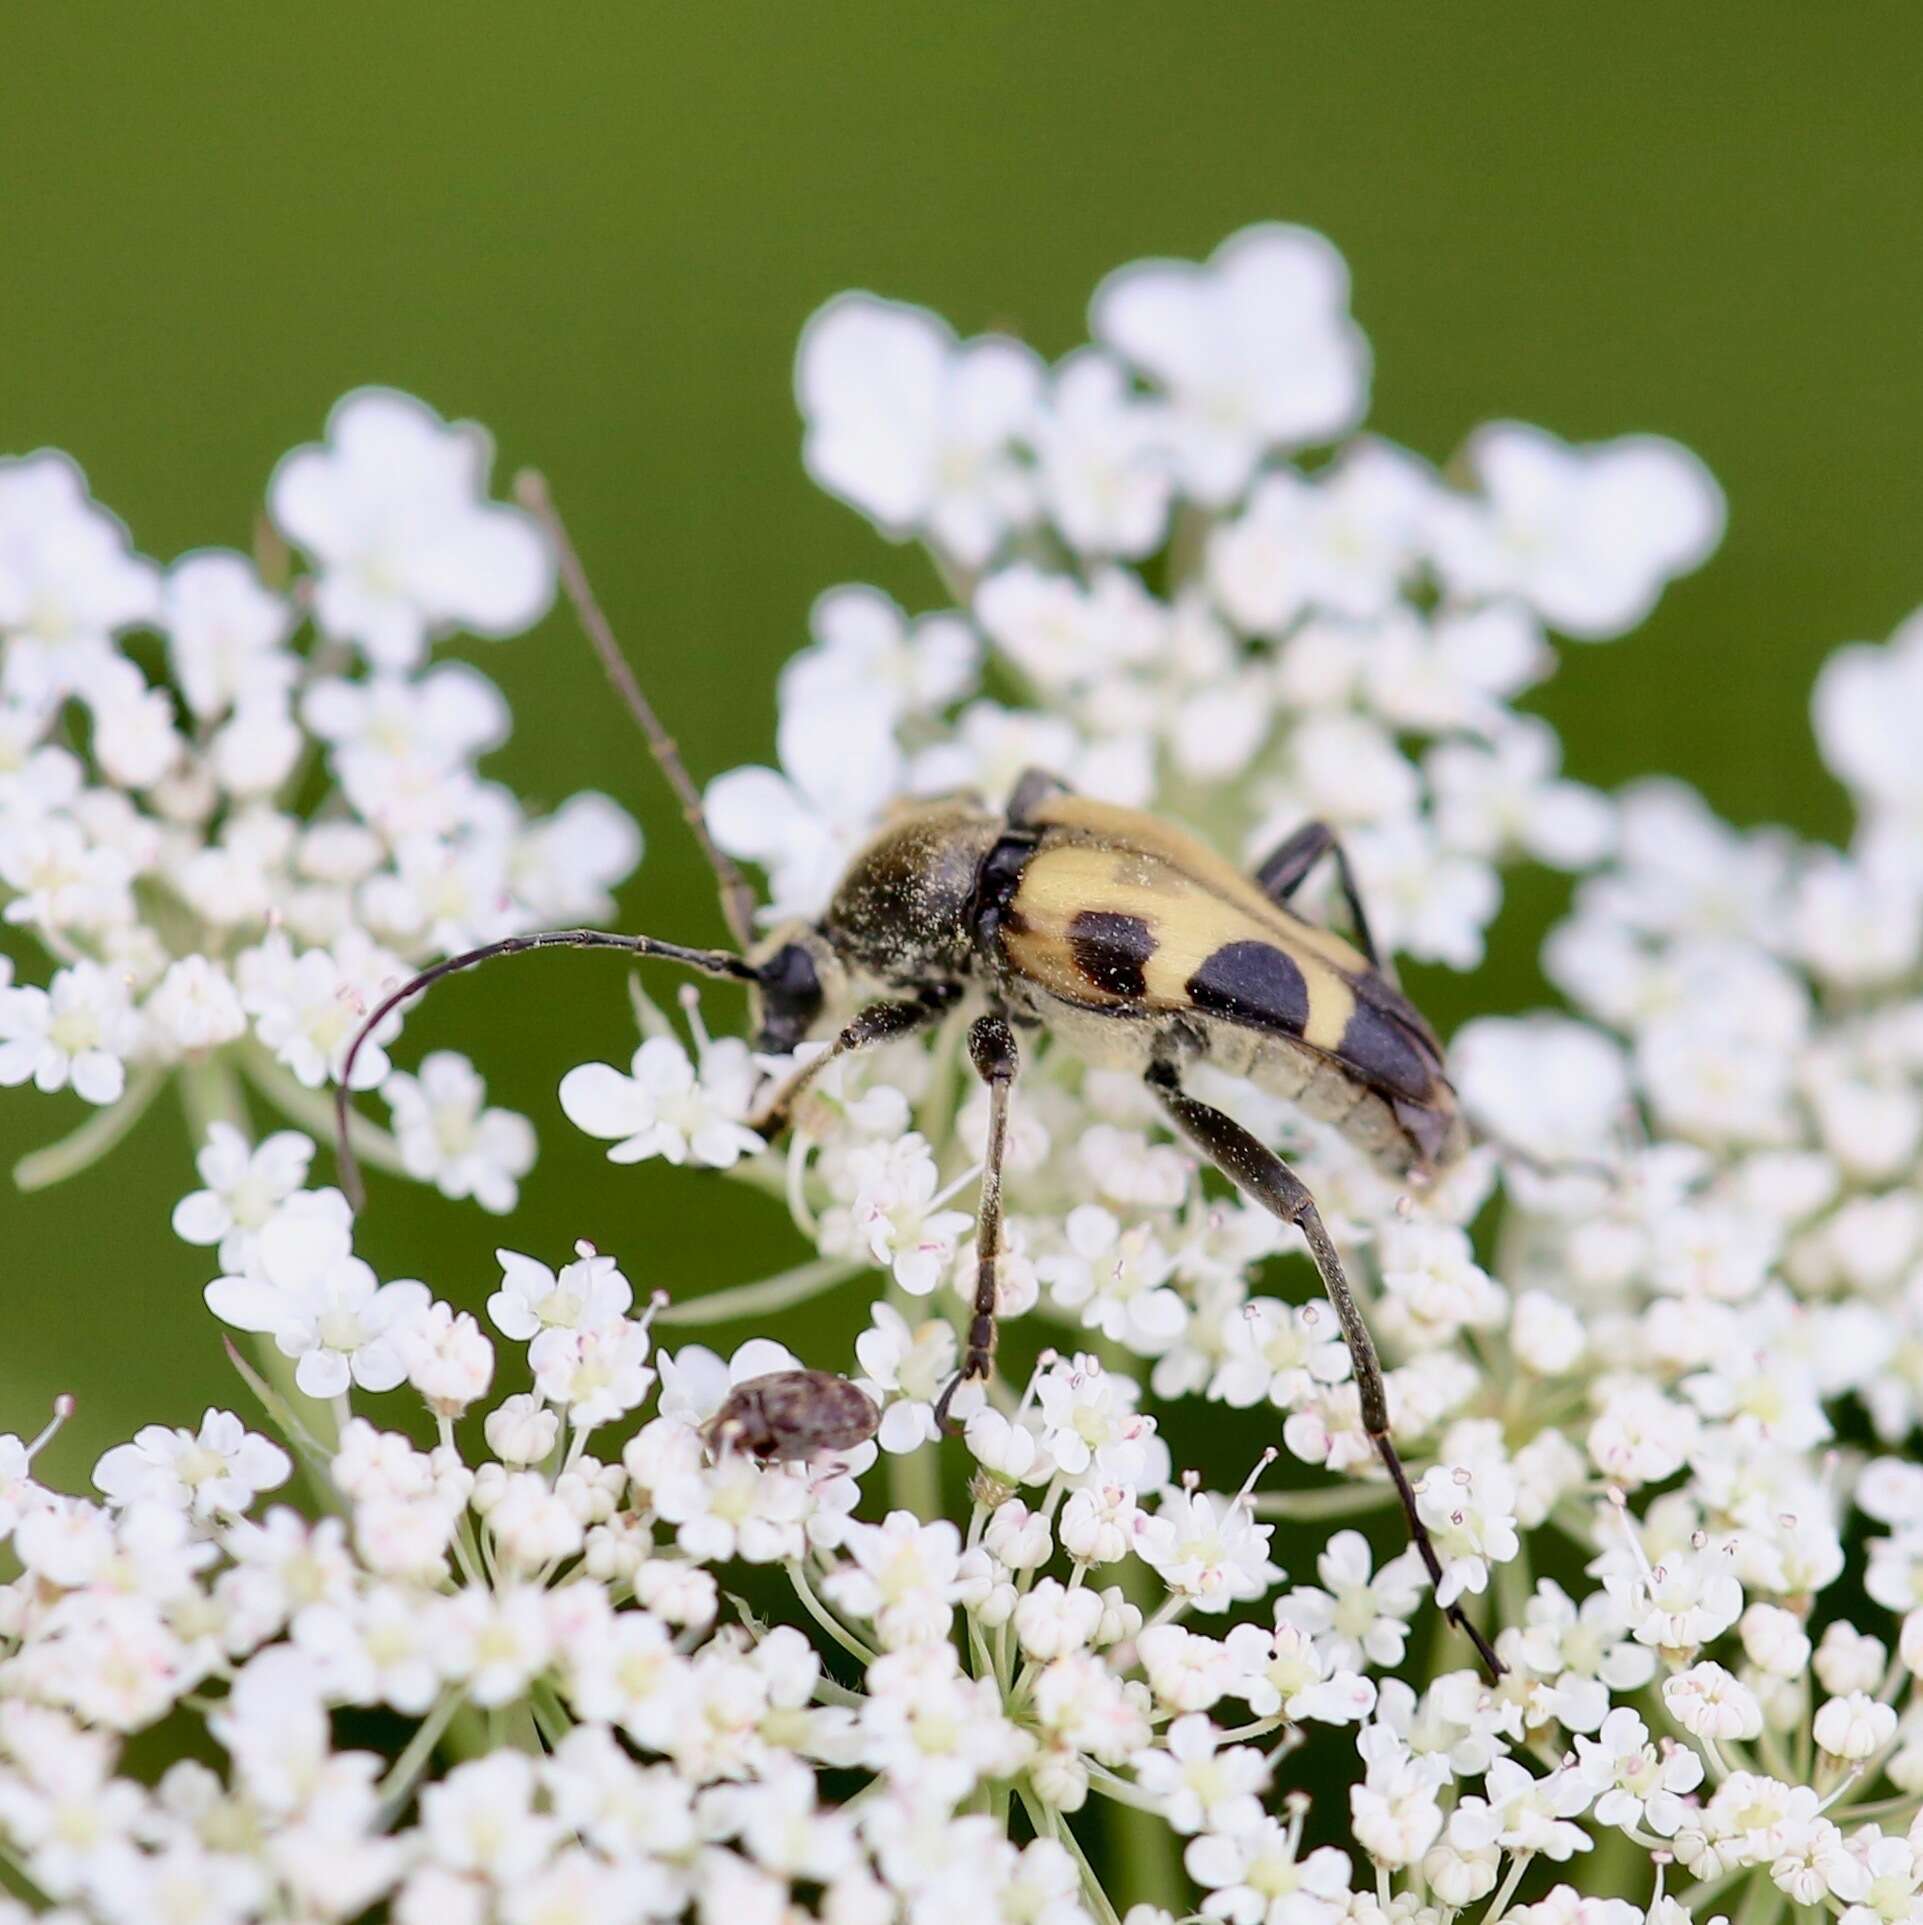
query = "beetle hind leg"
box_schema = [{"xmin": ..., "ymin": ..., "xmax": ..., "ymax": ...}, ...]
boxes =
[
  {"xmin": 933, "ymin": 1012, "xmax": 1020, "ymax": 1432},
  {"xmin": 1253, "ymin": 818, "xmax": 1384, "ymax": 973},
  {"xmin": 1146, "ymin": 1063, "xmax": 1504, "ymax": 1681}
]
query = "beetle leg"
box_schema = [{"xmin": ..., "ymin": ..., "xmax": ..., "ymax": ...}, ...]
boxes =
[
  {"xmin": 750, "ymin": 985, "xmax": 959, "ymax": 1139},
  {"xmin": 1007, "ymin": 766, "xmax": 1073, "ymax": 827},
  {"xmin": 934, "ymin": 1012, "xmax": 1020, "ymax": 1430},
  {"xmin": 1253, "ymin": 819, "xmax": 1383, "ymax": 972},
  {"xmin": 1146, "ymin": 1064, "xmax": 1504, "ymax": 1681}
]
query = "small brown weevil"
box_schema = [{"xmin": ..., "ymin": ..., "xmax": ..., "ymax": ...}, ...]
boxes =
[{"xmin": 706, "ymin": 1370, "xmax": 880, "ymax": 1462}]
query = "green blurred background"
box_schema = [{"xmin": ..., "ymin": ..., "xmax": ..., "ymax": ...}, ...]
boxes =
[{"xmin": 3, "ymin": 5, "xmax": 1918, "ymax": 1484}]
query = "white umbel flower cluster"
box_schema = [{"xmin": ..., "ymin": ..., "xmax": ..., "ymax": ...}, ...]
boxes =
[
  {"xmin": 0, "ymin": 387, "xmax": 639, "ymax": 1202},
  {"xmin": 3, "ymin": 224, "xmax": 1920, "ymax": 1925}
]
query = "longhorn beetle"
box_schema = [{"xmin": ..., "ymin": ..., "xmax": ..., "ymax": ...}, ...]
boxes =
[{"xmin": 335, "ymin": 472, "xmax": 1503, "ymax": 1680}]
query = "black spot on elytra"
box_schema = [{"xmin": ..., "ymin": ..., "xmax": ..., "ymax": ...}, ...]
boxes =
[
  {"xmin": 1337, "ymin": 1000, "xmax": 1436, "ymax": 1102},
  {"xmin": 1184, "ymin": 941, "xmax": 1309, "ymax": 1032},
  {"xmin": 1067, "ymin": 909, "xmax": 1155, "ymax": 998}
]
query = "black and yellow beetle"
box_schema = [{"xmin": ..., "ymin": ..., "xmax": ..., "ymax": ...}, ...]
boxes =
[{"xmin": 336, "ymin": 475, "xmax": 1500, "ymax": 1679}]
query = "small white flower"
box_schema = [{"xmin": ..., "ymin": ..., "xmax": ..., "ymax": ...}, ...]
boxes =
[
  {"xmin": 1413, "ymin": 1461, "xmax": 1520, "ymax": 1608},
  {"xmin": 1184, "ymin": 1819, "xmax": 1353, "ymax": 1925},
  {"xmin": 560, "ymin": 1033, "xmax": 763, "ymax": 1168},
  {"xmin": 1208, "ymin": 440, "xmax": 1434, "ymax": 633},
  {"xmin": 1431, "ymin": 421, "xmax": 1724, "ymax": 639},
  {"xmin": 1814, "ymin": 1620, "xmax": 1888, "ymax": 1697},
  {"xmin": 269, "ymin": 388, "xmax": 553, "ymax": 667},
  {"xmin": 1033, "ymin": 1352, "xmax": 1155, "ymax": 1482},
  {"xmin": 143, "ymin": 955, "xmax": 247, "ymax": 1056},
  {"xmin": 401, "ymin": 1302, "xmax": 496, "ymax": 1418},
  {"xmin": 382, "ymin": 1050, "xmax": 535, "ymax": 1213},
  {"xmin": 93, "ymin": 1408, "xmax": 289, "ymax": 1519},
  {"xmin": 162, "ymin": 549, "xmax": 293, "ymax": 719},
  {"xmin": 489, "ymin": 1242, "xmax": 632, "ymax": 1342},
  {"xmin": 484, "ymin": 1394, "xmax": 560, "ymax": 1467},
  {"xmin": 0, "ymin": 959, "xmax": 140, "ymax": 1104},
  {"xmin": 1571, "ymin": 1706, "xmax": 1702, "ymax": 1835},
  {"xmin": 1813, "ymin": 1691, "xmax": 1897, "ymax": 1761},
  {"xmin": 1347, "ymin": 817, "xmax": 1501, "ymax": 969},
  {"xmin": 236, "ymin": 928, "xmax": 408, "ymax": 1090},
  {"xmin": 204, "ymin": 1210, "xmax": 429, "ymax": 1400},
  {"xmin": 89, "ymin": 678, "xmax": 183, "ymax": 789},
  {"xmin": 825, "ymin": 1133, "xmax": 974, "ymax": 1297},
  {"xmin": 1224, "ymin": 1617, "xmax": 1374, "ymax": 1725},
  {"xmin": 1428, "ymin": 717, "xmax": 1614, "ymax": 871},
  {"xmin": 1276, "ymin": 1531, "xmax": 1426, "ymax": 1672},
  {"xmin": 171, "ymin": 1123, "xmax": 315, "ymax": 1270},
  {"xmin": 304, "ymin": 661, "xmax": 508, "ymax": 837},
  {"xmin": 1135, "ymin": 1489, "xmax": 1282, "ymax": 1613},
  {"xmin": 854, "ymin": 1302, "xmax": 957, "ymax": 1454},
  {"xmin": 706, "ymin": 690, "xmax": 904, "ymax": 924},
  {"xmin": 1028, "ymin": 350, "xmax": 1172, "ymax": 558},
  {"xmin": 797, "ymin": 293, "xmax": 1043, "ymax": 568},
  {"xmin": 1662, "ymin": 1661, "xmax": 1762, "ymax": 1740},
  {"xmin": 1093, "ymin": 223, "xmax": 1368, "ymax": 504},
  {"xmin": 0, "ymin": 453, "xmax": 160, "ymax": 702},
  {"xmin": 1038, "ymin": 1203, "xmax": 1185, "ymax": 1354},
  {"xmin": 1208, "ymin": 1296, "xmax": 1351, "ymax": 1410},
  {"xmin": 1133, "ymin": 1714, "xmax": 1269, "ymax": 1836},
  {"xmin": 528, "ymin": 1318, "xmax": 656, "ymax": 1432},
  {"xmin": 824, "ymin": 1510, "xmax": 968, "ymax": 1648}
]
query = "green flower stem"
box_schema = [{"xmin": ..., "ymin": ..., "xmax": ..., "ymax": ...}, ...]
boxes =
[
  {"xmin": 1084, "ymin": 1761, "xmax": 1169, "ymax": 1815},
  {"xmin": 718, "ymin": 1153, "xmax": 791, "ymax": 1204},
  {"xmin": 1251, "ymin": 1480, "xmax": 1399, "ymax": 1521},
  {"xmin": 1732, "ymin": 1871, "xmax": 1786, "ymax": 1925},
  {"xmin": 375, "ymin": 1688, "xmax": 465, "ymax": 1825},
  {"xmin": 0, "ymin": 1842, "xmax": 53, "ymax": 1912},
  {"xmin": 653, "ymin": 1256, "xmax": 861, "ymax": 1327},
  {"xmin": 1479, "ymin": 1850, "xmax": 1534, "ymax": 1925},
  {"xmin": 183, "ymin": 1069, "xmax": 343, "ymax": 1500},
  {"xmin": 240, "ymin": 1046, "xmax": 411, "ymax": 1177},
  {"xmin": 13, "ymin": 1064, "xmax": 164, "ymax": 1190},
  {"xmin": 179, "ymin": 1056, "xmax": 252, "ymax": 1143},
  {"xmin": 1105, "ymin": 1765, "xmax": 1186, "ymax": 1913},
  {"xmin": 1090, "ymin": 1327, "xmax": 1187, "ymax": 1912},
  {"xmin": 888, "ymin": 1427, "xmax": 943, "ymax": 1524},
  {"xmin": 1673, "ymin": 1860, "xmax": 1754, "ymax": 1917},
  {"xmin": 220, "ymin": 1339, "xmax": 337, "ymax": 1484},
  {"xmin": 913, "ymin": 1001, "xmax": 970, "ymax": 1146},
  {"xmin": 785, "ymin": 1559, "xmax": 880, "ymax": 1668},
  {"xmin": 528, "ymin": 1677, "xmax": 575, "ymax": 1747},
  {"xmin": 1020, "ymin": 1787, "xmax": 1122, "ymax": 1925}
]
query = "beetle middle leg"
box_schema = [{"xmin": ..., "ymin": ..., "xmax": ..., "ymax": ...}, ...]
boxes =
[
  {"xmin": 1146, "ymin": 1062, "xmax": 1504, "ymax": 1680},
  {"xmin": 1253, "ymin": 819, "xmax": 1382, "ymax": 971},
  {"xmin": 932, "ymin": 1011, "xmax": 1019, "ymax": 1430}
]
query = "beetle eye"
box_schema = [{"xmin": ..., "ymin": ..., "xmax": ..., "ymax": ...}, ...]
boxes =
[{"xmin": 754, "ymin": 941, "xmax": 823, "ymax": 1053}]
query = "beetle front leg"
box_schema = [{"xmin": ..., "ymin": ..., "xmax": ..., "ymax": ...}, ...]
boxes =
[
  {"xmin": 1253, "ymin": 818, "xmax": 1383, "ymax": 971},
  {"xmin": 751, "ymin": 986, "xmax": 958, "ymax": 1140},
  {"xmin": 1146, "ymin": 1064, "xmax": 1504, "ymax": 1681},
  {"xmin": 933, "ymin": 1012, "xmax": 1019, "ymax": 1430}
]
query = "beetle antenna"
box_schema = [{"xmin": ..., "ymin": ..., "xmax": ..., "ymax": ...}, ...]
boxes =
[
  {"xmin": 513, "ymin": 469, "xmax": 760, "ymax": 951},
  {"xmin": 332, "ymin": 926, "xmax": 758, "ymax": 1212}
]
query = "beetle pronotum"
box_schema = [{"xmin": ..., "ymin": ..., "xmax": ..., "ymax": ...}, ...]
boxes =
[{"xmin": 336, "ymin": 473, "xmax": 1503, "ymax": 1679}]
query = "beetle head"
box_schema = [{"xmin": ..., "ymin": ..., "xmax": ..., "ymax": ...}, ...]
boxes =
[{"xmin": 746, "ymin": 921, "xmax": 846, "ymax": 1055}]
